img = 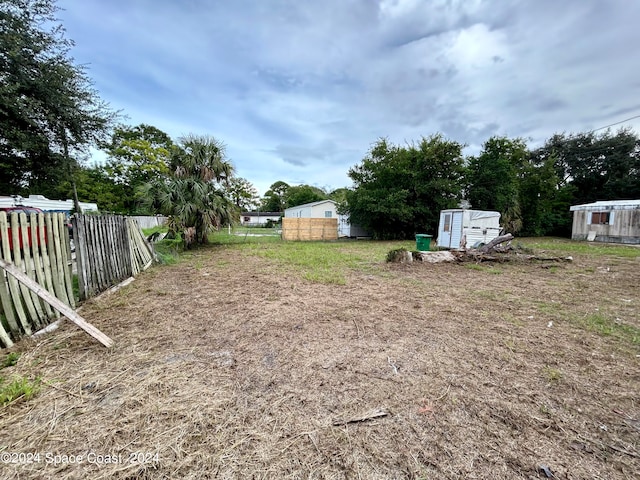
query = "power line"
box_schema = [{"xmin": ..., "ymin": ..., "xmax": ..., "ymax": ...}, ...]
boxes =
[{"xmin": 589, "ymin": 114, "xmax": 640, "ymax": 133}]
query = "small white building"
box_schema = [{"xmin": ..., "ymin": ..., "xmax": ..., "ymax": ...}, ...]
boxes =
[
  {"xmin": 570, "ymin": 200, "xmax": 640, "ymax": 244},
  {"xmin": 240, "ymin": 211, "xmax": 281, "ymax": 226},
  {"xmin": 437, "ymin": 209, "xmax": 502, "ymax": 250},
  {"xmin": 0, "ymin": 194, "xmax": 98, "ymax": 213}
]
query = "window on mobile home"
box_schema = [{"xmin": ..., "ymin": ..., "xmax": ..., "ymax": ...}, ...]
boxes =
[{"xmin": 590, "ymin": 212, "xmax": 611, "ymax": 225}]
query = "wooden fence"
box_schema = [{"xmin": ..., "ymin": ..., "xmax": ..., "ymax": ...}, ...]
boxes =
[
  {"xmin": 73, "ymin": 215, "xmax": 154, "ymax": 300},
  {"xmin": 0, "ymin": 212, "xmax": 74, "ymax": 347},
  {"xmin": 282, "ymin": 218, "xmax": 338, "ymax": 241},
  {"xmin": 0, "ymin": 213, "xmax": 155, "ymax": 348}
]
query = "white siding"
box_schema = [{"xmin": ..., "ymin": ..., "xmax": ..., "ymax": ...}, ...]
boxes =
[{"xmin": 437, "ymin": 209, "xmax": 501, "ymax": 250}]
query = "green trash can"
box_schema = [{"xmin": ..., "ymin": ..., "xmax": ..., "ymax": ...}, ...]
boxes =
[{"xmin": 415, "ymin": 234, "xmax": 432, "ymax": 251}]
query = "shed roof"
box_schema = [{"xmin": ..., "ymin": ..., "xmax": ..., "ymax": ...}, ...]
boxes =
[
  {"xmin": 569, "ymin": 200, "xmax": 640, "ymax": 211},
  {"xmin": 441, "ymin": 209, "xmax": 500, "ymax": 218}
]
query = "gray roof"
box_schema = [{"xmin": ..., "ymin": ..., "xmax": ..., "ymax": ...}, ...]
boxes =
[
  {"xmin": 284, "ymin": 199, "xmax": 336, "ymax": 210},
  {"xmin": 241, "ymin": 211, "xmax": 282, "ymax": 216},
  {"xmin": 570, "ymin": 200, "xmax": 640, "ymax": 211}
]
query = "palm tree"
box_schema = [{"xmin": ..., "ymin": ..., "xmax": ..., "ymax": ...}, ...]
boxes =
[{"xmin": 139, "ymin": 134, "xmax": 237, "ymax": 247}]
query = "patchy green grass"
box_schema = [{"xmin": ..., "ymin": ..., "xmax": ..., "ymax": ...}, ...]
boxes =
[
  {"xmin": 209, "ymin": 227, "xmax": 282, "ymax": 245},
  {"xmin": 517, "ymin": 237, "xmax": 640, "ymax": 258},
  {"xmin": 580, "ymin": 312, "xmax": 640, "ymax": 345},
  {"xmin": 542, "ymin": 365, "xmax": 563, "ymax": 383},
  {"xmin": 1, "ymin": 352, "xmax": 20, "ymax": 369},
  {"xmin": 0, "ymin": 376, "xmax": 40, "ymax": 406},
  {"xmin": 141, "ymin": 225, "xmax": 169, "ymax": 237},
  {"xmin": 214, "ymin": 238, "xmax": 415, "ymax": 284}
]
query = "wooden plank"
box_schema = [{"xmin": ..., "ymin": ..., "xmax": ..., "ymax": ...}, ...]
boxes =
[
  {"xmin": 127, "ymin": 219, "xmax": 141, "ymax": 276},
  {"xmin": 121, "ymin": 217, "xmax": 133, "ymax": 278},
  {"xmin": 84, "ymin": 215, "xmax": 98, "ymax": 298},
  {"xmin": 103, "ymin": 216, "xmax": 115, "ymax": 285},
  {"xmin": 129, "ymin": 218, "xmax": 153, "ymax": 267},
  {"xmin": 332, "ymin": 408, "xmax": 389, "ymax": 426},
  {"xmin": 84, "ymin": 215, "xmax": 98, "ymax": 292},
  {"xmin": 38, "ymin": 214, "xmax": 59, "ymax": 318},
  {"xmin": 0, "ymin": 258, "xmax": 114, "ymax": 348},
  {"xmin": 93, "ymin": 215, "xmax": 108, "ymax": 291},
  {"xmin": 0, "ymin": 212, "xmax": 20, "ymax": 337},
  {"xmin": 107, "ymin": 216, "xmax": 120, "ymax": 281},
  {"xmin": 72, "ymin": 215, "xmax": 87, "ymax": 300},
  {"xmin": 100, "ymin": 216, "xmax": 114, "ymax": 285},
  {"xmin": 0, "ymin": 214, "xmax": 15, "ymax": 345},
  {"xmin": 29, "ymin": 213, "xmax": 53, "ymax": 318},
  {"xmin": 51, "ymin": 214, "xmax": 66, "ymax": 297},
  {"xmin": 45, "ymin": 213, "xmax": 67, "ymax": 305},
  {"xmin": 57, "ymin": 214, "xmax": 75, "ymax": 308},
  {"xmin": 18, "ymin": 212, "xmax": 45, "ymax": 326},
  {"xmin": 10, "ymin": 214, "xmax": 36, "ymax": 334},
  {"xmin": 0, "ymin": 291, "xmax": 14, "ymax": 347}
]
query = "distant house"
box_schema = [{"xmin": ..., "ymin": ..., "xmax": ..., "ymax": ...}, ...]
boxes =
[
  {"xmin": 436, "ymin": 209, "xmax": 502, "ymax": 249},
  {"xmin": 0, "ymin": 194, "xmax": 98, "ymax": 214},
  {"xmin": 239, "ymin": 211, "xmax": 281, "ymax": 226},
  {"xmin": 569, "ymin": 200, "xmax": 640, "ymax": 244},
  {"xmin": 284, "ymin": 200, "xmax": 368, "ymax": 237}
]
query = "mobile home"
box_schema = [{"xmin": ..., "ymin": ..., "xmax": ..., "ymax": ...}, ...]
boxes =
[{"xmin": 569, "ymin": 200, "xmax": 640, "ymax": 244}]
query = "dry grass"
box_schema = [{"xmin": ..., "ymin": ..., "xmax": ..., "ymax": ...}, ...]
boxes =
[{"xmin": 0, "ymin": 241, "xmax": 638, "ymax": 479}]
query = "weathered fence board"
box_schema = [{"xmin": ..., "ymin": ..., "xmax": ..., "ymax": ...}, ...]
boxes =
[
  {"xmin": 0, "ymin": 212, "xmax": 74, "ymax": 347},
  {"xmin": 73, "ymin": 215, "xmax": 154, "ymax": 301}
]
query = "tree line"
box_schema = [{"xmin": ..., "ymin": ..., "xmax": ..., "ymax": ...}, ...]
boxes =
[
  {"xmin": 346, "ymin": 130, "xmax": 639, "ymax": 239},
  {"xmin": 2, "ymin": 0, "xmax": 639, "ymax": 245}
]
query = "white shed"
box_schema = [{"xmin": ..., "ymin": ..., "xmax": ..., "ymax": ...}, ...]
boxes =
[{"xmin": 437, "ymin": 209, "xmax": 501, "ymax": 250}]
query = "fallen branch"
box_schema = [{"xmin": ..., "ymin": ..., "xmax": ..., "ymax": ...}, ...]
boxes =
[
  {"xmin": 478, "ymin": 234, "xmax": 514, "ymax": 253},
  {"xmin": 332, "ymin": 408, "xmax": 389, "ymax": 426}
]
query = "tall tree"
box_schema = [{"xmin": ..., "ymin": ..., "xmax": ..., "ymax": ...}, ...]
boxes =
[
  {"xmin": 101, "ymin": 124, "xmax": 173, "ymax": 212},
  {"xmin": 346, "ymin": 135, "xmax": 466, "ymax": 239},
  {"xmin": 284, "ymin": 185, "xmax": 327, "ymax": 208},
  {"xmin": 542, "ymin": 128, "xmax": 640, "ymax": 204},
  {"xmin": 55, "ymin": 164, "xmax": 128, "ymax": 213},
  {"xmin": 139, "ymin": 134, "xmax": 236, "ymax": 248},
  {"xmin": 102, "ymin": 124, "xmax": 173, "ymax": 185},
  {"xmin": 222, "ymin": 176, "xmax": 260, "ymax": 211},
  {"xmin": 466, "ymin": 136, "xmax": 528, "ymax": 233},
  {"xmin": 260, "ymin": 181, "xmax": 290, "ymax": 212},
  {"xmin": 525, "ymin": 128, "xmax": 640, "ymax": 236},
  {"xmin": 0, "ymin": 0, "xmax": 116, "ymax": 196}
]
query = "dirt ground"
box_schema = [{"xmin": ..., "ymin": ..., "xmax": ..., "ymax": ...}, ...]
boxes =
[{"xmin": 0, "ymin": 243, "xmax": 639, "ymax": 479}]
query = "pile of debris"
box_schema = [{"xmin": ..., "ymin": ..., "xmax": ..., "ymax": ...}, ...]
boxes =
[{"xmin": 388, "ymin": 234, "xmax": 574, "ymax": 264}]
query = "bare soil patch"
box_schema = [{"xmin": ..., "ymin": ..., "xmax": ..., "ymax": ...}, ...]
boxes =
[{"xmin": 1, "ymin": 243, "xmax": 639, "ymax": 479}]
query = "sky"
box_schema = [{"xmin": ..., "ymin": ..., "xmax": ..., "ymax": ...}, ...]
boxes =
[{"xmin": 56, "ymin": 0, "xmax": 640, "ymax": 195}]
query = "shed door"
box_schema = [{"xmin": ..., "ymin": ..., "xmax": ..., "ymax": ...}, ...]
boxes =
[
  {"xmin": 440, "ymin": 212, "xmax": 452, "ymax": 248},
  {"xmin": 450, "ymin": 211, "xmax": 464, "ymax": 249}
]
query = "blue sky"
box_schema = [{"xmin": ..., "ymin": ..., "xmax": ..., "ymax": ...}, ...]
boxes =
[{"xmin": 57, "ymin": 0, "xmax": 640, "ymax": 195}]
